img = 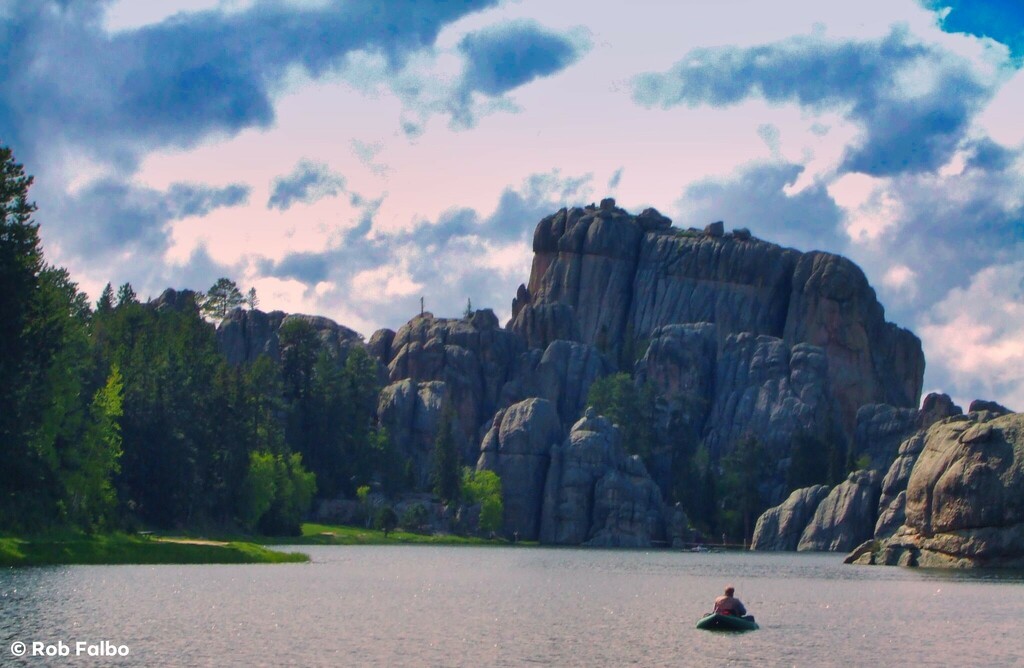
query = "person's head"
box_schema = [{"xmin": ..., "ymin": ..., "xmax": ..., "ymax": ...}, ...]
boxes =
[{"xmin": 724, "ymin": 586, "xmax": 735, "ymax": 597}]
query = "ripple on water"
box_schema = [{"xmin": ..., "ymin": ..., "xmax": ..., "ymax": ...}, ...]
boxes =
[{"xmin": 3, "ymin": 548, "xmax": 1024, "ymax": 666}]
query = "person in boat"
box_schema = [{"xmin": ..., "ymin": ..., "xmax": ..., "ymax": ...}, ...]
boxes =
[{"xmin": 713, "ymin": 586, "xmax": 747, "ymax": 617}]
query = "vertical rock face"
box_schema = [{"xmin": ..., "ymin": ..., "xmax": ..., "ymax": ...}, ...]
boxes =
[
  {"xmin": 217, "ymin": 309, "xmax": 287, "ymax": 365},
  {"xmin": 377, "ymin": 380, "xmax": 453, "ymax": 490},
  {"xmin": 477, "ymin": 398, "xmax": 562, "ymax": 540},
  {"xmin": 630, "ymin": 232, "xmax": 798, "ymax": 341},
  {"xmin": 386, "ymin": 310, "xmax": 525, "ymax": 462},
  {"xmin": 797, "ymin": 470, "xmax": 882, "ymax": 552},
  {"xmin": 634, "ymin": 324, "xmax": 718, "ymax": 493},
  {"xmin": 871, "ymin": 393, "xmax": 963, "ymax": 538},
  {"xmin": 703, "ymin": 335, "xmax": 833, "ymax": 470},
  {"xmin": 782, "ymin": 253, "xmax": 924, "ymax": 432},
  {"xmin": 539, "ymin": 409, "xmax": 666, "ymax": 547},
  {"xmin": 501, "ymin": 339, "xmax": 612, "ymax": 427},
  {"xmin": 511, "ymin": 204, "xmax": 924, "ymax": 466},
  {"xmin": 853, "ymin": 403, "xmax": 920, "ymax": 473},
  {"xmin": 751, "ymin": 485, "xmax": 831, "ymax": 551}
]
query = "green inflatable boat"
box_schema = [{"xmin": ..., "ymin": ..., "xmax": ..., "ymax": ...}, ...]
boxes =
[{"xmin": 696, "ymin": 612, "xmax": 759, "ymax": 631}]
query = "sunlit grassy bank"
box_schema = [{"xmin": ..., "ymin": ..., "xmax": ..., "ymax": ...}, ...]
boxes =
[{"xmin": 0, "ymin": 532, "xmax": 308, "ymax": 567}]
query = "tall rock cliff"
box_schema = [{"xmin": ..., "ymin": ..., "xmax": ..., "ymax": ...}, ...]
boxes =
[{"xmin": 510, "ymin": 199, "xmax": 924, "ymax": 452}]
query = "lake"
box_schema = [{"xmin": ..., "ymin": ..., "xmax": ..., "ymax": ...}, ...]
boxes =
[{"xmin": 3, "ymin": 546, "xmax": 1024, "ymax": 666}]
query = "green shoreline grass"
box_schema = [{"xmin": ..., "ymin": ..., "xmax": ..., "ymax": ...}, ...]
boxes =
[
  {"xmin": 1, "ymin": 523, "xmax": 532, "ymax": 566},
  {"xmin": 0, "ymin": 532, "xmax": 308, "ymax": 567},
  {"xmin": 260, "ymin": 523, "xmax": 533, "ymax": 546}
]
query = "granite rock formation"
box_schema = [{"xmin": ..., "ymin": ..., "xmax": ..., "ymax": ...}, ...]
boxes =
[
  {"xmin": 509, "ymin": 200, "xmax": 921, "ymax": 454},
  {"xmin": 539, "ymin": 409, "xmax": 666, "ymax": 547},
  {"xmin": 384, "ymin": 311, "xmax": 525, "ymax": 461},
  {"xmin": 796, "ymin": 470, "xmax": 881, "ymax": 552},
  {"xmin": 476, "ymin": 398, "xmax": 562, "ymax": 540},
  {"xmin": 850, "ymin": 411, "xmax": 1024, "ymax": 568},
  {"xmin": 751, "ymin": 485, "xmax": 831, "ymax": 551}
]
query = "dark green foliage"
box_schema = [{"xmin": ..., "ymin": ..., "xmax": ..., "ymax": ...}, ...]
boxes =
[
  {"xmin": 0, "ymin": 142, "xmax": 405, "ymax": 537},
  {"xmin": 115, "ymin": 282, "xmax": 137, "ymax": 307},
  {"xmin": 586, "ymin": 372, "xmax": 658, "ymax": 460},
  {"xmin": 374, "ymin": 505, "xmax": 398, "ymax": 537},
  {"xmin": 431, "ymin": 406, "xmax": 461, "ymax": 504},
  {"xmin": 96, "ymin": 283, "xmax": 115, "ymax": 313},
  {"xmin": 400, "ymin": 503, "xmax": 430, "ymax": 533},
  {"xmin": 787, "ymin": 432, "xmax": 831, "ymax": 491},
  {"xmin": 717, "ymin": 435, "xmax": 771, "ymax": 544}
]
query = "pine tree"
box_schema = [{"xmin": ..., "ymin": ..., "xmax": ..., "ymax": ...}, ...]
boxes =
[
  {"xmin": 201, "ymin": 277, "xmax": 244, "ymax": 320},
  {"xmin": 431, "ymin": 405, "xmax": 461, "ymax": 504},
  {"xmin": 116, "ymin": 282, "xmax": 137, "ymax": 307},
  {"xmin": 245, "ymin": 287, "xmax": 259, "ymax": 310},
  {"xmin": 96, "ymin": 283, "xmax": 115, "ymax": 313}
]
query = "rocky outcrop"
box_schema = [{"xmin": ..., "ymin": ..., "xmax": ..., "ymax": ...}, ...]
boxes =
[
  {"xmin": 510, "ymin": 202, "xmax": 924, "ymax": 456},
  {"xmin": 217, "ymin": 308, "xmax": 364, "ymax": 366},
  {"xmin": 703, "ymin": 335, "xmax": 834, "ymax": 486},
  {"xmin": 852, "ymin": 412, "xmax": 1024, "ymax": 568},
  {"xmin": 634, "ymin": 323, "xmax": 717, "ymax": 493},
  {"xmin": 217, "ymin": 309, "xmax": 286, "ymax": 364},
  {"xmin": 477, "ymin": 398, "xmax": 563, "ymax": 540},
  {"xmin": 797, "ymin": 470, "xmax": 881, "ymax": 552},
  {"xmin": 852, "ymin": 403, "xmax": 918, "ymax": 473},
  {"xmin": 539, "ymin": 409, "xmax": 666, "ymax": 547},
  {"xmin": 501, "ymin": 339, "xmax": 612, "ymax": 427},
  {"xmin": 748, "ymin": 391, "xmax": 966, "ymax": 552},
  {"xmin": 871, "ymin": 393, "xmax": 963, "ymax": 538},
  {"xmin": 751, "ymin": 485, "xmax": 831, "ymax": 551},
  {"xmin": 386, "ymin": 311, "xmax": 525, "ymax": 461},
  {"xmin": 781, "ymin": 252, "xmax": 924, "ymax": 431},
  {"xmin": 377, "ymin": 380, "xmax": 454, "ymax": 489}
]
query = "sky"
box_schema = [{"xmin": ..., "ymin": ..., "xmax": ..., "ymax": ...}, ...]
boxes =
[{"xmin": 1, "ymin": 0, "xmax": 1022, "ymax": 410}]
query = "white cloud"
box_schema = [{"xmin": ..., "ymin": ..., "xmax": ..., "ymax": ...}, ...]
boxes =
[{"xmin": 918, "ymin": 261, "xmax": 1024, "ymax": 410}]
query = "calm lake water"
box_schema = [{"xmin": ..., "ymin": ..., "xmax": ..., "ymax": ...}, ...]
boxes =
[{"xmin": 3, "ymin": 546, "xmax": 1024, "ymax": 666}]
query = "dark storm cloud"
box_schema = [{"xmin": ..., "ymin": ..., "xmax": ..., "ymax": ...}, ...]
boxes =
[{"xmin": 0, "ymin": 0, "xmax": 499, "ymax": 167}]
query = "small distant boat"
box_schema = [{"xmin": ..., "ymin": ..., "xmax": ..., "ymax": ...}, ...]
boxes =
[{"xmin": 696, "ymin": 612, "xmax": 759, "ymax": 631}]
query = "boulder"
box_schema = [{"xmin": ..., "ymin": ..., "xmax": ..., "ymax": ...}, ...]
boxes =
[
  {"xmin": 539, "ymin": 409, "xmax": 667, "ymax": 547},
  {"xmin": 368, "ymin": 328, "xmax": 396, "ymax": 365},
  {"xmin": 477, "ymin": 398, "xmax": 563, "ymax": 540},
  {"xmin": 704, "ymin": 221, "xmax": 725, "ymax": 237},
  {"xmin": 751, "ymin": 485, "xmax": 831, "ymax": 551},
  {"xmin": 797, "ymin": 470, "xmax": 881, "ymax": 552},
  {"xmin": 968, "ymin": 399, "xmax": 1013, "ymax": 416},
  {"xmin": 882, "ymin": 412, "xmax": 1024, "ymax": 567}
]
